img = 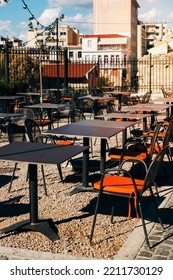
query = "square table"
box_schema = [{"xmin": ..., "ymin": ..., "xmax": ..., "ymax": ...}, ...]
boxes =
[
  {"xmin": 126, "ymin": 103, "xmax": 173, "ymax": 128},
  {"xmin": 0, "ymin": 112, "xmax": 24, "ymax": 121},
  {"xmin": 27, "ymin": 103, "xmax": 67, "ymax": 129},
  {"xmin": 0, "ymin": 112, "xmax": 24, "ymax": 133},
  {"xmin": 104, "ymin": 91, "xmax": 131, "ymax": 110},
  {"xmin": 153, "ymin": 97, "xmax": 173, "ymax": 116},
  {"xmin": 0, "ymin": 142, "xmax": 88, "ymax": 240},
  {"xmin": 44, "ymin": 119, "xmax": 138, "ymax": 194},
  {"xmin": 95, "ymin": 112, "xmax": 153, "ymax": 131},
  {"xmin": 0, "ymin": 96, "xmax": 24, "ymax": 113},
  {"xmin": 18, "ymin": 92, "xmax": 47, "ymax": 103},
  {"xmin": 78, "ymin": 95, "xmax": 115, "ymax": 115}
]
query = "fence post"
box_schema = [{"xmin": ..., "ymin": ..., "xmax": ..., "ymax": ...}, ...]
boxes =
[
  {"xmin": 64, "ymin": 47, "xmax": 68, "ymax": 89},
  {"xmin": 4, "ymin": 42, "xmax": 10, "ymax": 83},
  {"xmin": 149, "ymin": 53, "xmax": 152, "ymax": 93}
]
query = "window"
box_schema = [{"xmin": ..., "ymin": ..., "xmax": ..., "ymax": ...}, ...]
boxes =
[
  {"xmin": 69, "ymin": 51, "xmax": 73, "ymax": 58},
  {"xmin": 85, "ymin": 55, "xmax": 90, "ymax": 61},
  {"xmin": 60, "ymin": 32, "xmax": 66, "ymax": 36},
  {"xmin": 116, "ymin": 55, "xmax": 120, "ymax": 63},
  {"xmin": 111, "ymin": 55, "xmax": 114, "ymax": 63},
  {"xmin": 98, "ymin": 55, "xmax": 102, "ymax": 62},
  {"xmin": 92, "ymin": 55, "xmax": 96, "ymax": 61},
  {"xmin": 87, "ymin": 40, "xmax": 92, "ymax": 48},
  {"xmin": 104, "ymin": 55, "xmax": 108, "ymax": 63},
  {"xmin": 78, "ymin": 51, "xmax": 82, "ymax": 58}
]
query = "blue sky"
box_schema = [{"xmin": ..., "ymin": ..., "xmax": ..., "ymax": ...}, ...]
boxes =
[{"xmin": 0, "ymin": 0, "xmax": 173, "ymax": 43}]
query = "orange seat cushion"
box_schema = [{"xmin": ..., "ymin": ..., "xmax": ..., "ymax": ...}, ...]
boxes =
[
  {"xmin": 94, "ymin": 176, "xmax": 144, "ymax": 194},
  {"xmin": 108, "ymin": 148, "xmax": 148, "ymax": 161},
  {"xmin": 35, "ymin": 119, "xmax": 52, "ymax": 126},
  {"xmin": 55, "ymin": 140, "xmax": 73, "ymax": 145}
]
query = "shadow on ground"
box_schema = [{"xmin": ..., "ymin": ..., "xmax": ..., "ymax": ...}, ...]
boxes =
[{"xmin": 0, "ymin": 196, "xmax": 29, "ymax": 217}]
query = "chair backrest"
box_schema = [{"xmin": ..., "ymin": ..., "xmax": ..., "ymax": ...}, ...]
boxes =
[
  {"xmin": 25, "ymin": 118, "xmax": 41, "ymax": 142},
  {"xmin": 142, "ymin": 145, "xmax": 169, "ymax": 194},
  {"xmin": 107, "ymin": 101, "xmax": 116, "ymax": 113},
  {"xmin": 7, "ymin": 123, "xmax": 26, "ymax": 143},
  {"xmin": 140, "ymin": 91, "xmax": 151, "ymax": 103},
  {"xmin": 162, "ymin": 119, "xmax": 173, "ymax": 148},
  {"xmin": 147, "ymin": 122, "xmax": 163, "ymax": 158},
  {"xmin": 160, "ymin": 86, "xmax": 167, "ymax": 98},
  {"xmin": 14, "ymin": 108, "xmax": 35, "ymax": 125},
  {"xmin": 78, "ymin": 97, "xmax": 95, "ymax": 114},
  {"xmin": 68, "ymin": 109, "xmax": 86, "ymax": 123},
  {"xmin": 33, "ymin": 135, "xmax": 54, "ymax": 144}
]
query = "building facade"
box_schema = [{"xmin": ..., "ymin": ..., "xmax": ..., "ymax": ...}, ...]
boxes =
[
  {"xmin": 27, "ymin": 25, "xmax": 80, "ymax": 48},
  {"xmin": 93, "ymin": 0, "xmax": 140, "ymax": 58}
]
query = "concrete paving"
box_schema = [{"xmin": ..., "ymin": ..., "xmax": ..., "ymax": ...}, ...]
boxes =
[{"xmin": 115, "ymin": 185, "xmax": 173, "ymax": 260}]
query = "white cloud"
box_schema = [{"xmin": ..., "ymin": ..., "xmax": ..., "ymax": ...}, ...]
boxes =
[
  {"xmin": 0, "ymin": 1, "xmax": 7, "ymax": 7},
  {"xmin": 38, "ymin": 8, "xmax": 62, "ymax": 26},
  {"xmin": 64, "ymin": 12, "xmax": 93, "ymax": 34},
  {"xmin": 167, "ymin": 11, "xmax": 173, "ymax": 20},
  {"xmin": 139, "ymin": 8, "xmax": 161, "ymax": 22},
  {"xmin": 0, "ymin": 20, "xmax": 13, "ymax": 35},
  {"xmin": 47, "ymin": 0, "xmax": 92, "ymax": 9}
]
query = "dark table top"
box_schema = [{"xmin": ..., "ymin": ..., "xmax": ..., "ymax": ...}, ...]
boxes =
[
  {"xmin": 127, "ymin": 103, "xmax": 172, "ymax": 111},
  {"xmin": 0, "ymin": 142, "xmax": 88, "ymax": 166},
  {"xmin": 27, "ymin": 103, "xmax": 66, "ymax": 109},
  {"xmin": 18, "ymin": 92, "xmax": 47, "ymax": 96},
  {"xmin": 0, "ymin": 96, "xmax": 22, "ymax": 100},
  {"xmin": 78, "ymin": 95, "xmax": 114, "ymax": 101},
  {"xmin": 0, "ymin": 113, "xmax": 24, "ymax": 119},
  {"xmin": 44, "ymin": 119, "xmax": 137, "ymax": 139},
  {"xmin": 95, "ymin": 112, "xmax": 153, "ymax": 120}
]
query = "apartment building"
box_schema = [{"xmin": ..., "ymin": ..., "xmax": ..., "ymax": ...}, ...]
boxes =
[
  {"xmin": 143, "ymin": 23, "xmax": 169, "ymax": 50},
  {"xmin": 137, "ymin": 24, "xmax": 147, "ymax": 58},
  {"xmin": 27, "ymin": 25, "xmax": 80, "ymax": 48},
  {"xmin": 93, "ymin": 0, "xmax": 140, "ymax": 59}
]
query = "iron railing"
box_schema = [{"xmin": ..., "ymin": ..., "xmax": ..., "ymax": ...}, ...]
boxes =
[{"xmin": 0, "ymin": 47, "xmax": 173, "ymax": 95}]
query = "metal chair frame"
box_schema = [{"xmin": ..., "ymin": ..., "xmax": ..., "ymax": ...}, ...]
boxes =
[{"xmin": 90, "ymin": 145, "xmax": 169, "ymax": 248}]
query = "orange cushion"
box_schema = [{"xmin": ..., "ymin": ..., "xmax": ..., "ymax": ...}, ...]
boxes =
[
  {"xmin": 35, "ymin": 119, "xmax": 52, "ymax": 126},
  {"xmin": 55, "ymin": 140, "xmax": 73, "ymax": 145},
  {"xmin": 62, "ymin": 97, "xmax": 73, "ymax": 101},
  {"xmin": 108, "ymin": 148, "xmax": 148, "ymax": 161},
  {"xmin": 94, "ymin": 176, "xmax": 144, "ymax": 194}
]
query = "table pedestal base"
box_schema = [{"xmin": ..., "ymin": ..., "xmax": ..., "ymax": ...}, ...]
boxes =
[
  {"xmin": 0, "ymin": 218, "xmax": 59, "ymax": 241},
  {"xmin": 69, "ymin": 185, "xmax": 93, "ymax": 195}
]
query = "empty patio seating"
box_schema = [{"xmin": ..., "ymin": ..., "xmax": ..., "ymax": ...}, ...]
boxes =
[{"xmin": 90, "ymin": 146, "xmax": 169, "ymax": 248}]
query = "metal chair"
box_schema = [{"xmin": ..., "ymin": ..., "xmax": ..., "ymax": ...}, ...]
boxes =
[
  {"xmin": 90, "ymin": 145, "xmax": 169, "ymax": 248},
  {"xmin": 78, "ymin": 97, "xmax": 97, "ymax": 119},
  {"xmin": 7, "ymin": 123, "xmax": 27, "ymax": 192},
  {"xmin": 68, "ymin": 109, "xmax": 85, "ymax": 123},
  {"xmin": 13, "ymin": 108, "xmax": 35, "ymax": 126},
  {"xmin": 108, "ymin": 122, "xmax": 163, "ymax": 167}
]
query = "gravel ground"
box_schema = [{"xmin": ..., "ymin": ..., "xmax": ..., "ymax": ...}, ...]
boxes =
[{"xmin": 0, "ymin": 129, "xmax": 139, "ymax": 260}]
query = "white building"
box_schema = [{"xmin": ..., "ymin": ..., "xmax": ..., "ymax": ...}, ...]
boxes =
[{"xmin": 82, "ymin": 34, "xmax": 130, "ymax": 62}]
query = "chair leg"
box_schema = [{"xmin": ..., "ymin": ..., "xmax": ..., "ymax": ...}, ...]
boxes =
[
  {"xmin": 150, "ymin": 189, "xmax": 164, "ymax": 230},
  {"xmin": 41, "ymin": 165, "xmax": 48, "ymax": 196},
  {"xmin": 57, "ymin": 164, "xmax": 64, "ymax": 183},
  {"xmin": 90, "ymin": 189, "xmax": 102, "ymax": 244},
  {"xmin": 110, "ymin": 196, "xmax": 116, "ymax": 223},
  {"xmin": 8, "ymin": 162, "xmax": 18, "ymax": 192},
  {"xmin": 138, "ymin": 199, "xmax": 151, "ymax": 248},
  {"xmin": 111, "ymin": 205, "xmax": 115, "ymax": 224}
]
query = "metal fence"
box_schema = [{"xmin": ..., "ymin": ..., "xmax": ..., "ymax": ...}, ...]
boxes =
[{"xmin": 0, "ymin": 47, "xmax": 173, "ymax": 95}]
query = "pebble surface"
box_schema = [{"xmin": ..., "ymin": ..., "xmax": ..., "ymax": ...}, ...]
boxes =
[{"xmin": 0, "ymin": 130, "xmax": 138, "ymax": 260}]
